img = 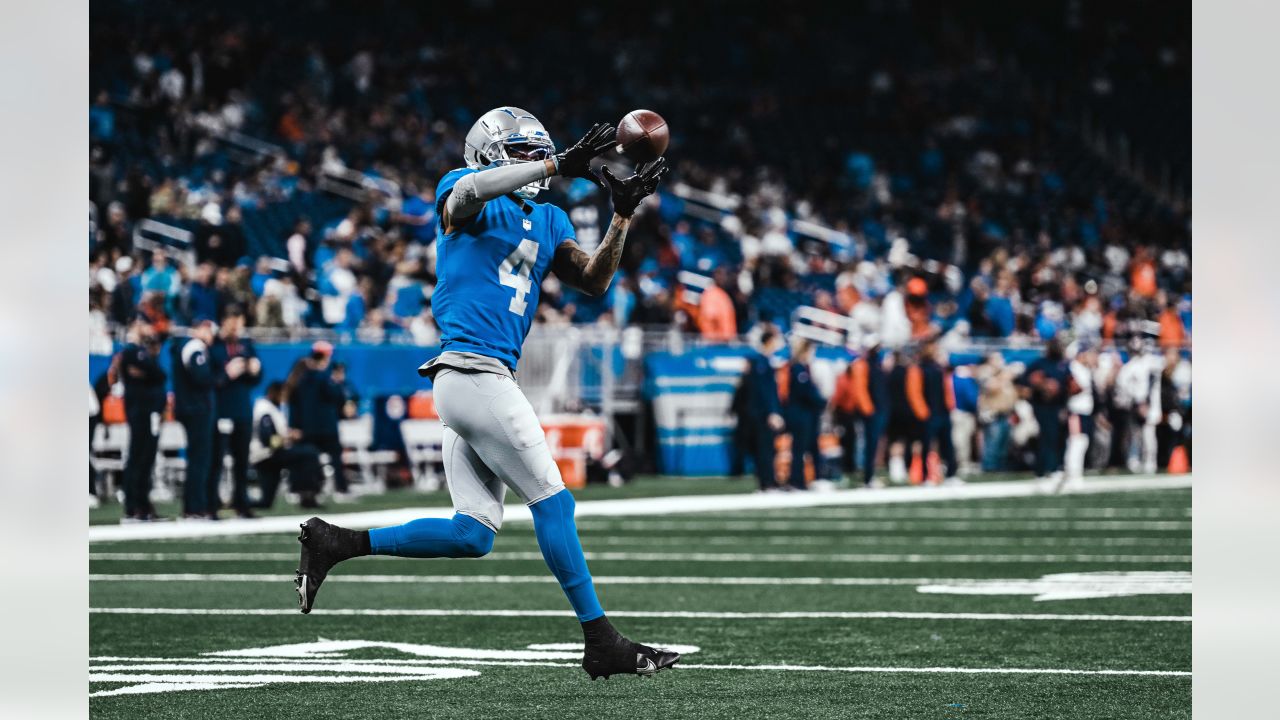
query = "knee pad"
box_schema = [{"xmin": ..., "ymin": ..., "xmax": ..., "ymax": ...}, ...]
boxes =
[{"xmin": 452, "ymin": 513, "xmax": 496, "ymax": 558}]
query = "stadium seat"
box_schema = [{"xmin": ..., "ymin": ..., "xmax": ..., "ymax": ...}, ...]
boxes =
[
  {"xmin": 338, "ymin": 416, "xmax": 395, "ymax": 493},
  {"xmin": 154, "ymin": 421, "xmax": 187, "ymax": 497},
  {"xmin": 407, "ymin": 391, "xmax": 439, "ymax": 419},
  {"xmin": 101, "ymin": 395, "xmax": 126, "ymax": 425},
  {"xmin": 399, "ymin": 419, "xmax": 445, "ymax": 491},
  {"xmin": 542, "ymin": 415, "xmax": 606, "ymax": 489},
  {"xmin": 91, "ymin": 422, "xmax": 129, "ymax": 494}
]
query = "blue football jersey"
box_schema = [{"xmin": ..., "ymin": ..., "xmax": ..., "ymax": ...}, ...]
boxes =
[{"xmin": 432, "ymin": 167, "xmax": 576, "ymax": 369}]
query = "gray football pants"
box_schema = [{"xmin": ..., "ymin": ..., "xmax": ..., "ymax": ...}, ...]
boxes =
[{"xmin": 432, "ymin": 368, "xmax": 565, "ymax": 531}]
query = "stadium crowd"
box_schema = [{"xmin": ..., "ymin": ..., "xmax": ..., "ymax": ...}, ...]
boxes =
[
  {"xmin": 731, "ymin": 330, "xmax": 1190, "ymax": 493},
  {"xmin": 89, "ymin": 0, "xmax": 1190, "ymax": 346},
  {"xmin": 88, "ymin": 0, "xmax": 1191, "ymax": 510}
]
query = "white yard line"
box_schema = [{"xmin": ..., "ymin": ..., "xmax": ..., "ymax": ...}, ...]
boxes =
[
  {"xmin": 89, "ymin": 607, "xmax": 1190, "ymax": 622},
  {"xmin": 88, "ymin": 550, "xmax": 1192, "ymax": 564},
  {"xmin": 87, "ymin": 656, "xmax": 1190, "ymax": 678},
  {"xmin": 87, "ymin": 474, "xmax": 1193, "ymax": 543},
  {"xmin": 86, "ymin": 573, "xmax": 1015, "ymax": 587}
]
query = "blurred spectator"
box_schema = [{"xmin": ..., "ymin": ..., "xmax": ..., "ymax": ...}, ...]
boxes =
[
  {"xmin": 286, "ymin": 218, "xmax": 312, "ymax": 276},
  {"xmin": 1158, "ymin": 298, "xmax": 1188, "ymax": 348},
  {"xmin": 398, "ymin": 183, "xmax": 438, "ymax": 245},
  {"xmin": 89, "ymin": 287, "xmax": 114, "ymax": 355},
  {"xmin": 919, "ymin": 340, "xmax": 959, "ymax": 483},
  {"xmin": 1114, "ymin": 341, "xmax": 1161, "ymax": 473},
  {"xmin": 182, "ymin": 262, "xmax": 224, "ymax": 324},
  {"xmin": 1064, "ymin": 344, "xmax": 1099, "ymax": 490},
  {"xmin": 731, "ymin": 329, "xmax": 786, "ymax": 491},
  {"xmin": 250, "ymin": 381, "xmax": 322, "ymax": 509},
  {"xmin": 141, "ymin": 253, "xmax": 179, "ymax": 299},
  {"xmin": 285, "ymin": 341, "xmax": 351, "ymax": 499},
  {"xmin": 833, "ymin": 337, "xmax": 889, "ymax": 487},
  {"xmin": 986, "ymin": 271, "xmax": 1019, "ymax": 338},
  {"xmin": 109, "ymin": 256, "xmax": 140, "ymax": 326},
  {"xmin": 1156, "ymin": 347, "xmax": 1187, "ymax": 468},
  {"xmin": 1019, "ymin": 338, "xmax": 1070, "ymax": 479},
  {"xmin": 697, "ymin": 268, "xmax": 738, "ymax": 342},
  {"xmin": 209, "ymin": 307, "xmax": 263, "ymax": 518},
  {"xmin": 96, "ymin": 202, "xmax": 132, "ymax": 259},
  {"xmin": 976, "ymin": 353, "xmax": 1019, "ymax": 472},
  {"xmin": 331, "ymin": 362, "xmax": 360, "ymax": 419},
  {"xmin": 783, "ymin": 339, "xmax": 825, "ymax": 491},
  {"xmin": 196, "ymin": 203, "xmax": 248, "ymax": 268},
  {"xmin": 951, "ymin": 362, "xmax": 981, "ymax": 476},
  {"xmin": 118, "ymin": 320, "xmax": 167, "ymax": 522},
  {"xmin": 171, "ymin": 319, "xmax": 219, "ymax": 518},
  {"xmin": 887, "ymin": 349, "xmax": 929, "ymax": 483},
  {"xmin": 89, "ymin": 386, "xmax": 101, "ymax": 508}
]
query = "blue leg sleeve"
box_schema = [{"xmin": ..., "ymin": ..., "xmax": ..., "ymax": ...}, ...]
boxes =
[
  {"xmin": 529, "ymin": 489, "xmax": 604, "ymax": 622},
  {"xmin": 368, "ymin": 513, "xmax": 495, "ymax": 559}
]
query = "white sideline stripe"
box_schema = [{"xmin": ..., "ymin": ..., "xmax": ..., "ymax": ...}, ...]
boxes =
[
  {"xmin": 586, "ymin": 535, "xmax": 1189, "ymax": 548},
  {"xmin": 136, "ymin": 534, "xmax": 1190, "ymax": 548},
  {"xmin": 87, "ymin": 474, "xmax": 1193, "ymax": 542},
  {"xmin": 89, "ymin": 551, "xmax": 1192, "ymax": 564},
  {"xmin": 90, "ymin": 607, "xmax": 1190, "ymax": 622},
  {"xmin": 574, "ymin": 520, "xmax": 1191, "ymax": 532},
  {"xmin": 778, "ymin": 507, "xmax": 1190, "ymax": 519},
  {"xmin": 88, "ymin": 573, "xmax": 1007, "ymax": 587},
  {"xmin": 679, "ymin": 663, "xmax": 1190, "ymax": 677},
  {"xmin": 86, "ymin": 656, "xmax": 1190, "ymax": 678}
]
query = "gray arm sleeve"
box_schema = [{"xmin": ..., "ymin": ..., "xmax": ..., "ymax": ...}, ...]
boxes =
[{"xmin": 445, "ymin": 161, "xmax": 555, "ymax": 220}]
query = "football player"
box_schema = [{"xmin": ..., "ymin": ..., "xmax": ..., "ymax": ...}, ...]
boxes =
[{"xmin": 295, "ymin": 107, "xmax": 676, "ymax": 680}]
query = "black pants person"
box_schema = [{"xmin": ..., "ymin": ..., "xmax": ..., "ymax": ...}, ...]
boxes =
[
  {"xmin": 834, "ymin": 410, "xmax": 857, "ymax": 477},
  {"xmin": 743, "ymin": 422, "xmax": 778, "ymax": 491},
  {"xmin": 923, "ymin": 415, "xmax": 958, "ymax": 479},
  {"xmin": 303, "ymin": 432, "xmax": 349, "ymax": 493},
  {"xmin": 858, "ymin": 413, "xmax": 887, "ymax": 485},
  {"xmin": 787, "ymin": 419, "xmax": 819, "ymax": 490},
  {"xmin": 888, "ymin": 414, "xmax": 925, "ymax": 478},
  {"xmin": 179, "ymin": 411, "xmax": 215, "ymax": 515},
  {"xmin": 254, "ymin": 445, "xmax": 323, "ymax": 508},
  {"xmin": 122, "ymin": 409, "xmax": 159, "ymax": 516},
  {"xmin": 212, "ymin": 418, "xmax": 253, "ymax": 512},
  {"xmin": 1033, "ymin": 404, "xmax": 1064, "ymax": 477},
  {"xmin": 90, "ymin": 416, "xmax": 101, "ymax": 495}
]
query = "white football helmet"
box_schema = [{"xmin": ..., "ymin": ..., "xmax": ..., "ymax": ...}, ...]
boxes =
[{"xmin": 463, "ymin": 107, "xmax": 556, "ymax": 199}]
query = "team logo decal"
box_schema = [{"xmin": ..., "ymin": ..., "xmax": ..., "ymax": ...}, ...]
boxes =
[{"xmin": 90, "ymin": 639, "xmax": 699, "ymax": 698}]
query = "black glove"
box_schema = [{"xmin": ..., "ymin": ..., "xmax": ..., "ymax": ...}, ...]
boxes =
[
  {"xmin": 601, "ymin": 158, "xmax": 670, "ymax": 218},
  {"xmin": 554, "ymin": 122, "xmax": 616, "ymax": 188}
]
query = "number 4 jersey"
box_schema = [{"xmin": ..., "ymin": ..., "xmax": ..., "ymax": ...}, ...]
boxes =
[{"xmin": 430, "ymin": 167, "xmax": 576, "ymax": 371}]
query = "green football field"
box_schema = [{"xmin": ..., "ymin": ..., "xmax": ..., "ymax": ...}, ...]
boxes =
[{"xmin": 89, "ymin": 479, "xmax": 1191, "ymax": 719}]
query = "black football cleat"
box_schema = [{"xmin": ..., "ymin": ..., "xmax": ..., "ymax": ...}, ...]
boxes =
[
  {"xmin": 295, "ymin": 517, "xmax": 365, "ymax": 614},
  {"xmin": 582, "ymin": 638, "xmax": 680, "ymax": 680}
]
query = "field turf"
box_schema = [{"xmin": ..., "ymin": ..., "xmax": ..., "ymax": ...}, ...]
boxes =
[{"xmin": 89, "ymin": 480, "xmax": 1190, "ymax": 719}]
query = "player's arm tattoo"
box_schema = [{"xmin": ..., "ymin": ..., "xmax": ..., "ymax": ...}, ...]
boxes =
[{"xmin": 552, "ymin": 214, "xmax": 631, "ymax": 297}]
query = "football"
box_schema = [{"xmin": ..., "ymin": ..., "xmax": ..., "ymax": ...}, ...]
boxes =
[{"xmin": 615, "ymin": 109, "xmax": 669, "ymax": 163}]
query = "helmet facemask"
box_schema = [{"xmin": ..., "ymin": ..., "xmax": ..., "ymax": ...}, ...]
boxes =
[
  {"xmin": 464, "ymin": 108, "xmax": 557, "ymax": 200},
  {"xmin": 495, "ymin": 139, "xmax": 555, "ymax": 199}
]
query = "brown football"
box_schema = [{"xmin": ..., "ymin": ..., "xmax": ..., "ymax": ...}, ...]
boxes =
[{"xmin": 615, "ymin": 109, "xmax": 669, "ymax": 163}]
